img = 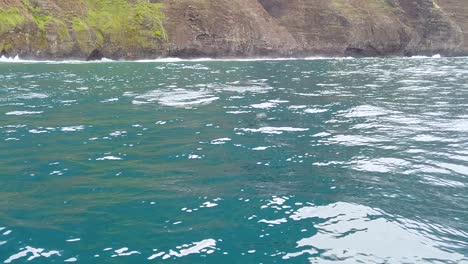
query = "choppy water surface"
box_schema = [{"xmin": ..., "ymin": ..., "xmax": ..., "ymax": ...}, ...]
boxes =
[{"xmin": 0, "ymin": 57, "xmax": 467, "ymax": 263}]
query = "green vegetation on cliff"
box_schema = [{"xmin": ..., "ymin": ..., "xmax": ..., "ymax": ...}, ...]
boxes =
[
  {"xmin": 0, "ymin": 8, "xmax": 25, "ymax": 35},
  {"xmin": 0, "ymin": 0, "xmax": 166, "ymax": 56},
  {"xmin": 85, "ymin": 0, "xmax": 167, "ymax": 50}
]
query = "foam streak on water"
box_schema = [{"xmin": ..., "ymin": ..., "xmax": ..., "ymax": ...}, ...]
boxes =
[{"xmin": 0, "ymin": 57, "xmax": 467, "ymax": 263}]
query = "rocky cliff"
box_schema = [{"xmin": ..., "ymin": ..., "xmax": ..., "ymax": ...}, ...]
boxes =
[
  {"xmin": 437, "ymin": 0, "xmax": 468, "ymax": 53},
  {"xmin": 0, "ymin": 0, "xmax": 466, "ymax": 59}
]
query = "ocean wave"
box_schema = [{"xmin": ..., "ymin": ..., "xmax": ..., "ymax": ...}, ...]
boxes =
[
  {"xmin": 1, "ymin": 54, "xmax": 463, "ymax": 64},
  {"xmin": 0, "ymin": 55, "xmax": 353, "ymax": 64}
]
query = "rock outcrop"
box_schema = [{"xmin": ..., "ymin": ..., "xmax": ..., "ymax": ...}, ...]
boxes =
[
  {"xmin": 86, "ymin": 48, "xmax": 103, "ymax": 61},
  {"xmin": 437, "ymin": 0, "xmax": 468, "ymax": 54},
  {"xmin": 0, "ymin": 0, "xmax": 466, "ymax": 59}
]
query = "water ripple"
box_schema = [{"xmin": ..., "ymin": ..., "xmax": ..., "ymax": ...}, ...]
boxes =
[{"xmin": 0, "ymin": 57, "xmax": 467, "ymax": 263}]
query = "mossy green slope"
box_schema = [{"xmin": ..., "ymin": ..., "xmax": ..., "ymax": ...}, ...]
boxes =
[
  {"xmin": 0, "ymin": 8, "xmax": 25, "ymax": 35},
  {"xmin": 0, "ymin": 0, "xmax": 166, "ymax": 57},
  {"xmin": 84, "ymin": 0, "xmax": 166, "ymax": 51}
]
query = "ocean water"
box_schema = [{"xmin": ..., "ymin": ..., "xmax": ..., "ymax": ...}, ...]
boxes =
[{"xmin": 0, "ymin": 57, "xmax": 467, "ymax": 263}]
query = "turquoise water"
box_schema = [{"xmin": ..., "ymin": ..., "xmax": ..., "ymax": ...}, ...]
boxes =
[{"xmin": 0, "ymin": 57, "xmax": 467, "ymax": 263}]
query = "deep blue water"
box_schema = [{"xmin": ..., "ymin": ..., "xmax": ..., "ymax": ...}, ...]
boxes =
[{"xmin": 0, "ymin": 57, "xmax": 467, "ymax": 263}]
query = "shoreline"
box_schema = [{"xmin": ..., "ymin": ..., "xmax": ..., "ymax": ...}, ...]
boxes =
[{"xmin": 0, "ymin": 54, "xmax": 464, "ymax": 64}]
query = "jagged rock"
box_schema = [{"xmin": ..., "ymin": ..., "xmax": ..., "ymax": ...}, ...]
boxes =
[
  {"xmin": 86, "ymin": 49, "xmax": 103, "ymax": 61},
  {"xmin": 0, "ymin": 49, "xmax": 8, "ymax": 58}
]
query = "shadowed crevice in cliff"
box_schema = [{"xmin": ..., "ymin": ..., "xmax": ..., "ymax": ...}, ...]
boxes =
[
  {"xmin": 86, "ymin": 49, "xmax": 103, "ymax": 61},
  {"xmin": 258, "ymin": 0, "xmax": 289, "ymax": 18},
  {"xmin": 345, "ymin": 45, "xmax": 383, "ymax": 57}
]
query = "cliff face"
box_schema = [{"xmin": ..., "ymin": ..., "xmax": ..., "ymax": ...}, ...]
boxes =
[
  {"xmin": 437, "ymin": 0, "xmax": 468, "ymax": 53},
  {"xmin": 0, "ymin": 0, "xmax": 465, "ymax": 59},
  {"xmin": 0, "ymin": 0, "xmax": 167, "ymax": 58}
]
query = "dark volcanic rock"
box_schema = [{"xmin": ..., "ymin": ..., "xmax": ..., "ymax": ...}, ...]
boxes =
[
  {"xmin": 0, "ymin": 49, "xmax": 8, "ymax": 57},
  {"xmin": 86, "ymin": 49, "xmax": 104, "ymax": 61},
  {"xmin": 160, "ymin": 0, "xmax": 464, "ymax": 57},
  {"xmin": 437, "ymin": 0, "xmax": 468, "ymax": 54}
]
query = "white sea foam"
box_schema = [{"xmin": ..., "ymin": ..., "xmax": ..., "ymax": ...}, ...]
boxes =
[
  {"xmin": 304, "ymin": 108, "xmax": 327, "ymax": 114},
  {"xmin": 288, "ymin": 105, "xmax": 308, "ymax": 109},
  {"xmin": 250, "ymin": 102, "xmax": 277, "ymax": 109},
  {"xmin": 134, "ymin": 89, "xmax": 219, "ymax": 107},
  {"xmin": 0, "ymin": 55, "xmax": 455, "ymax": 65},
  {"xmin": 294, "ymin": 92, "xmax": 322, "ymax": 97},
  {"xmin": 61, "ymin": 126, "xmax": 85, "ymax": 132},
  {"xmin": 112, "ymin": 247, "xmax": 140, "ymax": 257},
  {"xmin": 226, "ymin": 110, "xmax": 251, "ymax": 114},
  {"xmin": 6, "ymin": 111, "xmax": 43, "ymax": 116},
  {"xmin": 435, "ymin": 162, "xmax": 468, "ymax": 176},
  {"xmin": 312, "ymin": 132, "xmax": 331, "ymax": 137},
  {"xmin": 210, "ymin": 138, "xmax": 231, "ymax": 145},
  {"xmin": 170, "ymin": 239, "xmax": 217, "ymax": 258},
  {"xmin": 17, "ymin": 93, "xmax": 48, "ymax": 99},
  {"xmin": 341, "ymin": 105, "xmax": 392, "ymax": 118},
  {"xmin": 96, "ymin": 156, "xmax": 122, "ymax": 161},
  {"xmin": 412, "ymin": 134, "xmax": 449, "ymax": 142},
  {"xmin": 135, "ymin": 57, "xmax": 349, "ymax": 63},
  {"xmin": 260, "ymin": 196, "xmax": 288, "ymax": 210},
  {"xmin": 252, "ymin": 146, "xmax": 269, "ymax": 151},
  {"xmin": 4, "ymin": 246, "xmax": 60, "ymax": 263},
  {"xmin": 215, "ymin": 84, "xmax": 272, "ymax": 93},
  {"xmin": 410, "ymin": 54, "xmax": 442, "ymax": 59},
  {"xmin": 101, "ymin": 98, "xmax": 119, "ymax": 103},
  {"xmin": 326, "ymin": 134, "xmax": 386, "ymax": 146},
  {"xmin": 201, "ymin": 202, "xmax": 218, "ymax": 208},
  {"xmin": 147, "ymin": 252, "xmax": 165, "ymax": 260},
  {"xmin": 0, "ymin": 55, "xmax": 26, "ymax": 63},
  {"xmin": 352, "ymin": 158, "xmax": 411, "ymax": 173},
  {"xmin": 0, "ymin": 55, "xmax": 354, "ymax": 64},
  {"xmin": 236, "ymin": 127, "xmax": 309, "ymax": 135},
  {"xmin": 0, "ymin": 55, "xmax": 114, "ymax": 64},
  {"xmin": 258, "ymin": 218, "xmax": 287, "ymax": 225},
  {"xmin": 29, "ymin": 129, "xmax": 48, "ymax": 134},
  {"xmin": 109, "ymin": 131, "xmax": 127, "ymax": 137},
  {"xmin": 251, "ymin": 100, "xmax": 288, "ymax": 109}
]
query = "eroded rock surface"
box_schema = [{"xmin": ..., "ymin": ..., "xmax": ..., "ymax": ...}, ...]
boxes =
[
  {"xmin": 0, "ymin": 0, "xmax": 466, "ymax": 59},
  {"xmin": 437, "ymin": 0, "xmax": 468, "ymax": 54}
]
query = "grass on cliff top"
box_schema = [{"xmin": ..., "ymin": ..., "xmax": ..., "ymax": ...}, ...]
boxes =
[
  {"xmin": 0, "ymin": 8, "xmax": 25, "ymax": 35},
  {"xmin": 84, "ymin": 0, "xmax": 167, "ymax": 49}
]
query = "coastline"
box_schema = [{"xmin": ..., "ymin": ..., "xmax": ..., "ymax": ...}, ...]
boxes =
[
  {"xmin": 0, "ymin": 54, "xmax": 465, "ymax": 64},
  {"xmin": 1, "ymin": 0, "xmax": 467, "ymax": 62}
]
